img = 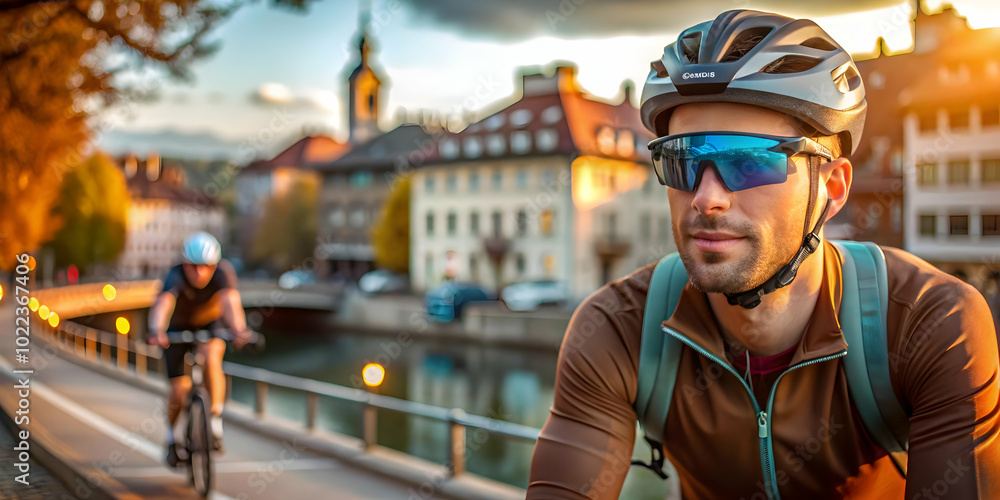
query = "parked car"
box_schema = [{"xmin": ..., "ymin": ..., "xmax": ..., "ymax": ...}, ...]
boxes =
[
  {"xmin": 425, "ymin": 281, "xmax": 492, "ymax": 322},
  {"xmin": 278, "ymin": 270, "xmax": 317, "ymax": 289},
  {"xmin": 501, "ymin": 280, "xmax": 569, "ymax": 312},
  {"xmin": 358, "ymin": 269, "xmax": 410, "ymax": 295}
]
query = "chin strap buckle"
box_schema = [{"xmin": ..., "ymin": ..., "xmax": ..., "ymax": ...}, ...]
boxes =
[{"xmin": 631, "ymin": 438, "xmax": 670, "ymax": 479}]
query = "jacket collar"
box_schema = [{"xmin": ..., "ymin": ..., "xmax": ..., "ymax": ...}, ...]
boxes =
[{"xmin": 662, "ymin": 241, "xmax": 848, "ymax": 367}]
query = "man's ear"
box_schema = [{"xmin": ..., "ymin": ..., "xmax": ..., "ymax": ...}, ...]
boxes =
[{"xmin": 820, "ymin": 157, "xmax": 852, "ymax": 220}]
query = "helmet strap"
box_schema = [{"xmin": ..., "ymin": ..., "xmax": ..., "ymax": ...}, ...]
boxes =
[{"xmin": 724, "ymin": 156, "xmax": 830, "ymax": 309}]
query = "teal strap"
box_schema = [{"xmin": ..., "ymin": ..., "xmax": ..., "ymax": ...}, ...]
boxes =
[
  {"xmin": 834, "ymin": 241, "xmax": 908, "ymax": 477},
  {"xmin": 634, "ymin": 253, "xmax": 688, "ymax": 478}
]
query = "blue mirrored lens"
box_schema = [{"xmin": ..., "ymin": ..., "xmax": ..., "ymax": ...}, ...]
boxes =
[{"xmin": 653, "ymin": 135, "xmax": 789, "ymax": 191}]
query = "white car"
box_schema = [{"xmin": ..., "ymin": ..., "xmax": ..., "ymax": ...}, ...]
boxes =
[
  {"xmin": 278, "ymin": 270, "xmax": 316, "ymax": 289},
  {"xmin": 358, "ymin": 269, "xmax": 409, "ymax": 295},
  {"xmin": 501, "ymin": 280, "xmax": 569, "ymax": 312}
]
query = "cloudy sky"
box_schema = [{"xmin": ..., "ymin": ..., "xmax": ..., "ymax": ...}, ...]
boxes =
[{"xmin": 98, "ymin": 0, "xmax": 1000, "ymax": 160}]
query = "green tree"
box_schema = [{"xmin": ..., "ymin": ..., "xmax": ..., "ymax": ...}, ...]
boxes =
[
  {"xmin": 48, "ymin": 154, "xmax": 129, "ymax": 274},
  {"xmin": 0, "ymin": 0, "xmax": 312, "ymax": 270},
  {"xmin": 251, "ymin": 179, "xmax": 317, "ymax": 271},
  {"xmin": 371, "ymin": 174, "xmax": 411, "ymax": 274}
]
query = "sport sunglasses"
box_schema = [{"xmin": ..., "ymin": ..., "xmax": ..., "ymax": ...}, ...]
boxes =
[{"xmin": 647, "ymin": 132, "xmax": 834, "ymax": 192}]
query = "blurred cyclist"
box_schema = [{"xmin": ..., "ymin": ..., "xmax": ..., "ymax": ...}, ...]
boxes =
[
  {"xmin": 528, "ymin": 9, "xmax": 999, "ymax": 499},
  {"xmin": 147, "ymin": 231, "xmax": 251, "ymax": 467}
]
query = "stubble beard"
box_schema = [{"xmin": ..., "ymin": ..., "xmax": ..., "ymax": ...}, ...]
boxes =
[{"xmin": 675, "ymin": 214, "xmax": 788, "ymax": 295}]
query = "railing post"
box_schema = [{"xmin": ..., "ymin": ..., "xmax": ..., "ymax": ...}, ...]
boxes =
[
  {"xmin": 135, "ymin": 342, "xmax": 147, "ymax": 377},
  {"xmin": 102, "ymin": 333, "xmax": 113, "ymax": 366},
  {"xmin": 255, "ymin": 381, "xmax": 268, "ymax": 417},
  {"xmin": 306, "ymin": 392, "xmax": 318, "ymax": 431},
  {"xmin": 117, "ymin": 334, "xmax": 128, "ymax": 372},
  {"xmin": 447, "ymin": 409, "xmax": 467, "ymax": 477},
  {"xmin": 86, "ymin": 330, "xmax": 97, "ymax": 361},
  {"xmin": 362, "ymin": 403, "xmax": 377, "ymax": 450}
]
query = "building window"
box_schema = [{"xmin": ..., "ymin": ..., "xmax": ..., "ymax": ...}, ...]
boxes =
[
  {"xmin": 492, "ymin": 171, "xmax": 503, "ymax": 191},
  {"xmin": 446, "ymin": 173, "xmax": 457, "ymax": 192},
  {"xmin": 515, "ymin": 253, "xmax": 526, "ymax": 275},
  {"xmin": 597, "ymin": 127, "xmax": 616, "ymax": 156},
  {"xmin": 541, "ymin": 169, "xmax": 555, "ymax": 188},
  {"xmin": 617, "ymin": 130, "xmax": 635, "ymax": 157},
  {"xmin": 891, "ymin": 201, "xmax": 902, "ymax": 233},
  {"xmin": 541, "ymin": 105, "xmax": 562, "ymax": 124},
  {"xmin": 492, "ymin": 211, "xmax": 502, "ymax": 237},
  {"xmin": 540, "ymin": 210, "xmax": 554, "ymax": 236},
  {"xmin": 544, "ymin": 254, "xmax": 556, "ymax": 276},
  {"xmin": 426, "ymin": 254, "xmax": 434, "ymax": 283},
  {"xmin": 469, "ymin": 254, "xmax": 479, "ymax": 280},
  {"xmin": 982, "ymin": 106, "xmax": 1000, "ymax": 129},
  {"xmin": 919, "ymin": 215, "xmax": 936, "ymax": 236},
  {"xmin": 516, "ymin": 169, "xmax": 528, "ymax": 190},
  {"xmin": 948, "ymin": 161, "xmax": 970, "ymax": 185},
  {"xmin": 536, "ymin": 128, "xmax": 559, "ymax": 152},
  {"xmin": 349, "ymin": 171, "xmax": 373, "ymax": 189},
  {"xmin": 464, "ymin": 137, "xmax": 483, "ymax": 158},
  {"xmin": 607, "ymin": 212, "xmax": 618, "ymax": 240},
  {"xmin": 917, "ymin": 164, "xmax": 938, "ymax": 186},
  {"xmin": 983, "ymin": 159, "xmax": 1000, "ymax": 183},
  {"xmin": 983, "ymin": 215, "xmax": 1000, "ymax": 236},
  {"xmin": 486, "ymin": 133, "xmax": 505, "ymax": 156},
  {"xmin": 328, "ymin": 207, "xmax": 345, "ymax": 228},
  {"xmin": 948, "ymin": 109, "xmax": 969, "ymax": 131},
  {"xmin": 950, "ymin": 215, "xmax": 969, "ymax": 236},
  {"xmin": 425, "ymin": 175, "xmax": 435, "ymax": 193},
  {"xmin": 447, "ymin": 212, "xmax": 457, "ymax": 236},
  {"xmin": 470, "ymin": 211, "xmax": 479, "ymax": 236},
  {"xmin": 516, "ymin": 209, "xmax": 528, "ymax": 236},
  {"xmin": 640, "ymin": 212, "xmax": 651, "ymax": 240},
  {"xmin": 426, "ymin": 212, "xmax": 435, "ymax": 236},
  {"xmin": 469, "ymin": 172, "xmax": 480, "ymax": 192},
  {"xmin": 510, "ymin": 109, "xmax": 533, "ymax": 128},
  {"xmin": 349, "ymin": 206, "xmax": 366, "ymax": 227},
  {"xmin": 440, "ymin": 139, "xmax": 460, "ymax": 159},
  {"xmin": 511, "ymin": 131, "xmax": 531, "ymax": 154}
]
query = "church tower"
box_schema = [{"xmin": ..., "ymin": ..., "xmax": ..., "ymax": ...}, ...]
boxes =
[{"xmin": 347, "ymin": 9, "xmax": 382, "ymax": 144}]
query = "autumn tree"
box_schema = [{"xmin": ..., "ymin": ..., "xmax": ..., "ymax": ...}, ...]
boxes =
[
  {"xmin": 371, "ymin": 174, "xmax": 410, "ymax": 274},
  {"xmin": 47, "ymin": 153, "xmax": 129, "ymax": 274},
  {"xmin": 251, "ymin": 178, "xmax": 318, "ymax": 272},
  {"xmin": 0, "ymin": 0, "xmax": 312, "ymax": 271}
]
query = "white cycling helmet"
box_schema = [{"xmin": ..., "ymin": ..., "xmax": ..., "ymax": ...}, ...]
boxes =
[{"xmin": 182, "ymin": 232, "xmax": 222, "ymax": 266}]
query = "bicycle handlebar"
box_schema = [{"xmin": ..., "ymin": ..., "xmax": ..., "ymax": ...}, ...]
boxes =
[{"xmin": 164, "ymin": 329, "xmax": 266, "ymax": 351}]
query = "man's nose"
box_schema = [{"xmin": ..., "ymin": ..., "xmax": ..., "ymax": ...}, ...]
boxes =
[{"xmin": 691, "ymin": 164, "xmax": 731, "ymax": 215}]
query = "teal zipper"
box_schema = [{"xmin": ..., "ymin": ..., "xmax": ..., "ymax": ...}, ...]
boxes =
[{"xmin": 663, "ymin": 325, "xmax": 846, "ymax": 500}]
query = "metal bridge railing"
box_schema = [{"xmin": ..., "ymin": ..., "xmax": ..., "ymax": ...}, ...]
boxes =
[{"xmin": 41, "ymin": 321, "xmax": 541, "ymax": 478}]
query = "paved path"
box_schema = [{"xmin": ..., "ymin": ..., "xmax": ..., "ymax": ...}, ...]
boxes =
[{"xmin": 0, "ymin": 302, "xmax": 421, "ymax": 499}]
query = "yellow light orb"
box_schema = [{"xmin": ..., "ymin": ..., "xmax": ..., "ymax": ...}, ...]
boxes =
[
  {"xmin": 26, "ymin": 255, "xmax": 36, "ymax": 271},
  {"xmin": 28, "ymin": 297, "xmax": 39, "ymax": 311},
  {"xmin": 0, "ymin": 283, "xmax": 3, "ymax": 301},
  {"xmin": 362, "ymin": 363, "xmax": 385, "ymax": 387},
  {"xmin": 38, "ymin": 305, "xmax": 50, "ymax": 320},
  {"xmin": 48, "ymin": 313, "xmax": 59, "ymax": 328},
  {"xmin": 103, "ymin": 284, "xmax": 117, "ymax": 301},
  {"xmin": 116, "ymin": 317, "xmax": 130, "ymax": 335}
]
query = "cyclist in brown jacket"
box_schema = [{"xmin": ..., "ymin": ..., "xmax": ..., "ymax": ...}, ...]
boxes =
[{"xmin": 528, "ymin": 9, "xmax": 1000, "ymax": 499}]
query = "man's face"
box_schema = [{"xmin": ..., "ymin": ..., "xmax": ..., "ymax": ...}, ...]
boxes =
[
  {"xmin": 182, "ymin": 263, "xmax": 217, "ymax": 289},
  {"xmin": 665, "ymin": 102, "xmax": 814, "ymax": 295}
]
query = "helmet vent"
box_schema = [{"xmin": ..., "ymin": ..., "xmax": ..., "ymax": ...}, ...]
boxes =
[
  {"xmin": 650, "ymin": 59, "xmax": 669, "ymax": 78},
  {"xmin": 680, "ymin": 32, "xmax": 702, "ymax": 63},
  {"xmin": 831, "ymin": 62, "xmax": 862, "ymax": 93},
  {"xmin": 720, "ymin": 27, "xmax": 773, "ymax": 62},
  {"xmin": 800, "ymin": 37, "xmax": 837, "ymax": 51},
  {"xmin": 760, "ymin": 55, "xmax": 823, "ymax": 74}
]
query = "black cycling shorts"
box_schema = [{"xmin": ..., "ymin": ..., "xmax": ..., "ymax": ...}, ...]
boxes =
[{"xmin": 162, "ymin": 320, "xmax": 227, "ymax": 379}]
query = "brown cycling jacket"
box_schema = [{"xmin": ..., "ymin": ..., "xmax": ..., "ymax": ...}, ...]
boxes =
[{"xmin": 528, "ymin": 242, "xmax": 1000, "ymax": 499}]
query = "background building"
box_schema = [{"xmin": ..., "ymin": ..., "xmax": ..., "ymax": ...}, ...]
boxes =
[
  {"xmin": 116, "ymin": 154, "xmax": 226, "ymax": 278},
  {"xmin": 411, "ymin": 64, "xmax": 672, "ymax": 300}
]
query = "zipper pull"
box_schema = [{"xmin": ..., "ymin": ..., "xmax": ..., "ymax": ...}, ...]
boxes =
[{"xmin": 757, "ymin": 412, "xmax": 768, "ymax": 439}]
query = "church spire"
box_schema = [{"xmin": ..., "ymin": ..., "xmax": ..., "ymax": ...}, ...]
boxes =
[{"xmin": 347, "ymin": 0, "xmax": 382, "ymax": 144}]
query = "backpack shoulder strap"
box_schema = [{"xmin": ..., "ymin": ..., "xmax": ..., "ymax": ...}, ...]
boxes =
[
  {"xmin": 832, "ymin": 240, "xmax": 910, "ymax": 477},
  {"xmin": 633, "ymin": 253, "xmax": 688, "ymax": 479}
]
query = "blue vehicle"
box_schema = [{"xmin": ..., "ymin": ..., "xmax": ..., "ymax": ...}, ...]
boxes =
[{"xmin": 425, "ymin": 281, "xmax": 491, "ymax": 322}]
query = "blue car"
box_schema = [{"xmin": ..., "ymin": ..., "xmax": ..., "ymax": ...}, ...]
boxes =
[{"xmin": 425, "ymin": 281, "xmax": 491, "ymax": 322}]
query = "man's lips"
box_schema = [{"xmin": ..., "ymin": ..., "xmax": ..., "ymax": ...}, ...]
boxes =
[{"xmin": 690, "ymin": 230, "xmax": 744, "ymax": 252}]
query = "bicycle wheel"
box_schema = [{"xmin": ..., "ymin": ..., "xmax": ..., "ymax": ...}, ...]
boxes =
[{"xmin": 187, "ymin": 394, "xmax": 214, "ymax": 497}]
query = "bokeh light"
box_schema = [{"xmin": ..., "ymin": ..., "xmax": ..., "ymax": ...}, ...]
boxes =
[
  {"xmin": 28, "ymin": 297, "xmax": 39, "ymax": 311},
  {"xmin": 38, "ymin": 305, "xmax": 50, "ymax": 320},
  {"xmin": 362, "ymin": 363, "xmax": 385, "ymax": 387},
  {"xmin": 116, "ymin": 317, "xmax": 130, "ymax": 335},
  {"xmin": 103, "ymin": 284, "xmax": 117, "ymax": 301},
  {"xmin": 48, "ymin": 313, "xmax": 60, "ymax": 328}
]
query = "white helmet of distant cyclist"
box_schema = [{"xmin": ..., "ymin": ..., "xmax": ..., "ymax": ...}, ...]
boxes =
[{"xmin": 182, "ymin": 232, "xmax": 221, "ymax": 266}]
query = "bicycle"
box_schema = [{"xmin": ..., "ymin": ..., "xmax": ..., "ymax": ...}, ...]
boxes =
[{"xmin": 165, "ymin": 328, "xmax": 264, "ymax": 498}]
